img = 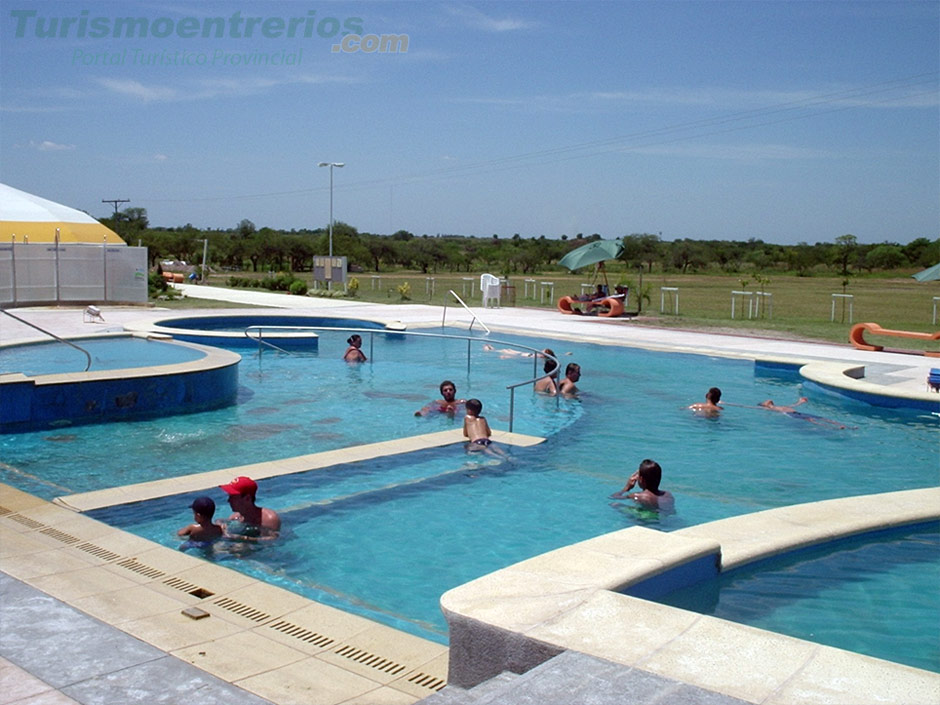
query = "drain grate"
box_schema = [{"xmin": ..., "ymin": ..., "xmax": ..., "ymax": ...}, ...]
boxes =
[
  {"xmin": 212, "ymin": 596, "xmax": 272, "ymax": 623},
  {"xmin": 115, "ymin": 557, "xmax": 165, "ymax": 580},
  {"xmin": 9, "ymin": 514, "xmax": 44, "ymax": 529},
  {"xmin": 334, "ymin": 644, "xmax": 407, "ymax": 676},
  {"xmin": 75, "ymin": 542, "xmax": 122, "ymax": 562},
  {"xmin": 406, "ymin": 672, "xmax": 447, "ymax": 692},
  {"xmin": 39, "ymin": 527, "xmax": 81, "ymax": 544},
  {"xmin": 163, "ymin": 576, "xmax": 207, "ymax": 595},
  {"xmin": 266, "ymin": 619, "xmax": 336, "ymax": 649},
  {"xmin": 0, "ymin": 504, "xmax": 12, "ymax": 517}
]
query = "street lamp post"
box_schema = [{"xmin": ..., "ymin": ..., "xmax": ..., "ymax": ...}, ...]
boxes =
[{"xmin": 318, "ymin": 161, "xmax": 344, "ymax": 264}]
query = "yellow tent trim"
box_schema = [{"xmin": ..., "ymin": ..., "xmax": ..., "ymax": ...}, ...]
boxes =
[{"xmin": 4, "ymin": 221, "xmax": 125, "ymax": 245}]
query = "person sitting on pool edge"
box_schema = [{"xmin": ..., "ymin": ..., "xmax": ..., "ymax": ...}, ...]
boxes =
[
  {"xmin": 177, "ymin": 496, "xmax": 223, "ymax": 547},
  {"xmin": 343, "ymin": 334, "xmax": 367, "ymax": 363},
  {"xmin": 689, "ymin": 387, "xmax": 722, "ymax": 416},
  {"xmin": 610, "ymin": 459, "xmax": 674, "ymax": 510},
  {"xmin": 463, "ymin": 398, "xmax": 505, "ymax": 456},
  {"xmin": 220, "ymin": 476, "xmax": 281, "ymax": 539},
  {"xmin": 415, "ymin": 380, "xmax": 466, "ymax": 416}
]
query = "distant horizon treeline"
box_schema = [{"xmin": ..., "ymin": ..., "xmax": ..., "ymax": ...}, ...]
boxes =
[{"xmin": 101, "ymin": 208, "xmax": 938, "ymax": 277}]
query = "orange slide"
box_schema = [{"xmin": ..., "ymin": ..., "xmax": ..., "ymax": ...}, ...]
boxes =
[
  {"xmin": 558, "ymin": 295, "xmax": 624, "ymax": 318},
  {"xmin": 849, "ymin": 322, "xmax": 940, "ymax": 357}
]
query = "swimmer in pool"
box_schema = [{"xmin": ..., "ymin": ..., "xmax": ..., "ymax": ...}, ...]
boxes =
[
  {"xmin": 689, "ymin": 387, "xmax": 722, "ymax": 416},
  {"xmin": 610, "ymin": 459, "xmax": 674, "ymax": 511},
  {"xmin": 534, "ymin": 349, "xmax": 560, "ymax": 394},
  {"xmin": 758, "ymin": 398, "xmax": 849, "ymax": 429},
  {"xmin": 343, "ymin": 334, "xmax": 367, "ymax": 363},
  {"xmin": 220, "ymin": 476, "xmax": 281, "ymax": 540},
  {"xmin": 177, "ymin": 496, "xmax": 223, "ymax": 548},
  {"xmin": 463, "ymin": 398, "xmax": 505, "ymax": 456},
  {"xmin": 415, "ymin": 380, "xmax": 466, "ymax": 416}
]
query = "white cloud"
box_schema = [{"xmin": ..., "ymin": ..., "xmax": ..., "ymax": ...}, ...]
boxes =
[
  {"xmin": 96, "ymin": 78, "xmax": 179, "ymax": 102},
  {"xmin": 154, "ymin": 154, "xmax": 168, "ymax": 162},
  {"xmin": 444, "ymin": 4, "xmax": 537, "ymax": 32},
  {"xmin": 94, "ymin": 73, "xmax": 359, "ymax": 103},
  {"xmin": 31, "ymin": 140, "xmax": 76, "ymax": 151}
]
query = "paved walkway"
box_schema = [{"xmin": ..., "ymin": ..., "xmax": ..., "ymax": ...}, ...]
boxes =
[{"xmin": 1, "ymin": 286, "xmax": 936, "ymax": 705}]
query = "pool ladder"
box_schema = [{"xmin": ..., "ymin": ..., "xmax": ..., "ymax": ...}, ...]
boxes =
[
  {"xmin": 243, "ymin": 324, "xmax": 559, "ymax": 432},
  {"xmin": 1, "ymin": 309, "xmax": 92, "ymax": 371}
]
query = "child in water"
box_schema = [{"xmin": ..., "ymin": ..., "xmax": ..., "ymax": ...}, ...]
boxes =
[
  {"xmin": 463, "ymin": 398, "xmax": 505, "ymax": 456},
  {"xmin": 177, "ymin": 496, "xmax": 223, "ymax": 547}
]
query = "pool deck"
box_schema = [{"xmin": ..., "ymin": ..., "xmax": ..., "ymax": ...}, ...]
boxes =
[{"xmin": 1, "ymin": 287, "xmax": 938, "ymax": 704}]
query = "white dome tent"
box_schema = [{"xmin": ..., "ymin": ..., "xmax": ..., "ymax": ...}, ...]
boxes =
[{"xmin": 0, "ymin": 184, "xmax": 146, "ymax": 306}]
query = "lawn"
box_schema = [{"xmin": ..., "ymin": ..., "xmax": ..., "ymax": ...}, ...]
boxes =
[{"xmin": 196, "ymin": 269, "xmax": 939, "ymax": 352}]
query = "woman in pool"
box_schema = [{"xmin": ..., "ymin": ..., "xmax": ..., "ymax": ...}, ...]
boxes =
[
  {"xmin": 534, "ymin": 349, "xmax": 560, "ymax": 394},
  {"xmin": 343, "ymin": 334, "xmax": 367, "ymax": 363}
]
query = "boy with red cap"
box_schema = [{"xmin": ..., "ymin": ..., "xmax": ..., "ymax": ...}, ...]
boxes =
[{"xmin": 219, "ymin": 476, "xmax": 281, "ymax": 539}]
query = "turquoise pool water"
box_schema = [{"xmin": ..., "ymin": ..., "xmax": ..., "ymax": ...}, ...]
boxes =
[
  {"xmin": 3, "ymin": 328, "xmax": 938, "ymax": 661},
  {"xmin": 656, "ymin": 526, "xmax": 940, "ymax": 673},
  {"xmin": 0, "ymin": 337, "xmax": 206, "ymax": 376}
]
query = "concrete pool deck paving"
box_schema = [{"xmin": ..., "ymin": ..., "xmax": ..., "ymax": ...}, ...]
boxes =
[{"xmin": 1, "ymin": 287, "xmax": 938, "ymax": 704}]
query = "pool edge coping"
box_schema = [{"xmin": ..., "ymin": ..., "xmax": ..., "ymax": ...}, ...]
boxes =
[
  {"xmin": 440, "ymin": 487, "xmax": 940, "ymax": 703},
  {"xmin": 53, "ymin": 428, "xmax": 546, "ymax": 513}
]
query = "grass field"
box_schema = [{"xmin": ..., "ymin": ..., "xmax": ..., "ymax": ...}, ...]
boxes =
[{"xmin": 195, "ymin": 269, "xmax": 939, "ymax": 353}]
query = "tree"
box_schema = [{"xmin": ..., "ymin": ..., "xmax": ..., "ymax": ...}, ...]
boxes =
[
  {"xmin": 865, "ymin": 244, "xmax": 905, "ymax": 271},
  {"xmin": 832, "ymin": 234, "xmax": 858, "ymax": 275}
]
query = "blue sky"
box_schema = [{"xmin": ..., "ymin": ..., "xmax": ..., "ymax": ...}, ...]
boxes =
[{"xmin": 1, "ymin": 1, "xmax": 937, "ymax": 244}]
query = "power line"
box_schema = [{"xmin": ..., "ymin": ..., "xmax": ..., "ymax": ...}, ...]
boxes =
[{"xmin": 142, "ymin": 71, "xmax": 938, "ymax": 205}]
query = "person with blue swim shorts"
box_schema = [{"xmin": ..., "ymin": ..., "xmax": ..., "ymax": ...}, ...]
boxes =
[{"xmin": 759, "ymin": 397, "xmax": 848, "ymax": 429}]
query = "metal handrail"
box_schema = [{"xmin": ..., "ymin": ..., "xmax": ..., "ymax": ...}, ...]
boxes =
[
  {"xmin": 1, "ymin": 309, "xmax": 93, "ymax": 371},
  {"xmin": 243, "ymin": 324, "xmax": 553, "ymax": 429},
  {"xmin": 442, "ymin": 289, "xmax": 491, "ymax": 335}
]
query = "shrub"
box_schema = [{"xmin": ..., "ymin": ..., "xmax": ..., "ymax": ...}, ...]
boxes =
[{"xmin": 289, "ymin": 280, "xmax": 308, "ymax": 296}]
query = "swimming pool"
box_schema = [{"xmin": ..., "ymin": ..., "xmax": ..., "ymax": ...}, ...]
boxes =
[
  {"xmin": 123, "ymin": 313, "xmax": 405, "ymax": 349},
  {"xmin": 5, "ymin": 327, "xmax": 934, "ymax": 662},
  {"xmin": 655, "ymin": 525, "xmax": 940, "ymax": 672},
  {"xmin": 0, "ymin": 335, "xmax": 240, "ymax": 432},
  {"xmin": 0, "ymin": 336, "xmax": 206, "ymax": 376}
]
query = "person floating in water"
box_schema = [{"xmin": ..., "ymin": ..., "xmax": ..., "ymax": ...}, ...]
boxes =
[
  {"xmin": 610, "ymin": 459, "xmax": 674, "ymax": 511},
  {"xmin": 177, "ymin": 496, "xmax": 223, "ymax": 549},
  {"xmin": 415, "ymin": 380, "xmax": 466, "ymax": 416},
  {"xmin": 220, "ymin": 476, "xmax": 281, "ymax": 540},
  {"xmin": 689, "ymin": 387, "xmax": 722, "ymax": 416},
  {"xmin": 343, "ymin": 334, "xmax": 367, "ymax": 362},
  {"xmin": 759, "ymin": 397, "xmax": 850, "ymax": 429},
  {"xmin": 463, "ymin": 398, "xmax": 505, "ymax": 456}
]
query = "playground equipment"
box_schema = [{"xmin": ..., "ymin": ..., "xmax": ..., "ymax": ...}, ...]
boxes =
[{"xmin": 849, "ymin": 322, "xmax": 940, "ymax": 357}]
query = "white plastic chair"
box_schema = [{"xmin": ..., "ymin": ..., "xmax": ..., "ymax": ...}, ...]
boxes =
[{"xmin": 480, "ymin": 273, "xmax": 501, "ymax": 308}]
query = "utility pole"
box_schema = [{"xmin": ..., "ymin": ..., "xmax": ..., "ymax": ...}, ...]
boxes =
[{"xmin": 101, "ymin": 198, "xmax": 129, "ymax": 216}]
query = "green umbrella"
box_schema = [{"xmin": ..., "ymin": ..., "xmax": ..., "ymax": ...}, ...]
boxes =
[
  {"xmin": 558, "ymin": 238, "xmax": 624, "ymax": 271},
  {"xmin": 912, "ymin": 263, "xmax": 940, "ymax": 282}
]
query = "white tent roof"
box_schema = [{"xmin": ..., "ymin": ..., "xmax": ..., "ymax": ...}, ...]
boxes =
[{"xmin": 0, "ymin": 183, "xmax": 124, "ymax": 244}]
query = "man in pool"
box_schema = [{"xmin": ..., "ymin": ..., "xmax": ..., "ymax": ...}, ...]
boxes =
[
  {"xmin": 759, "ymin": 397, "xmax": 849, "ymax": 429},
  {"xmin": 610, "ymin": 459, "xmax": 674, "ymax": 510},
  {"xmin": 558, "ymin": 362, "xmax": 581, "ymax": 396},
  {"xmin": 220, "ymin": 476, "xmax": 281, "ymax": 539},
  {"xmin": 689, "ymin": 387, "xmax": 722, "ymax": 416},
  {"xmin": 415, "ymin": 380, "xmax": 466, "ymax": 416}
]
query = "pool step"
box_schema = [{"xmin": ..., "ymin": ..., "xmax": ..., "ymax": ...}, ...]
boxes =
[
  {"xmin": 416, "ymin": 651, "xmax": 753, "ymax": 705},
  {"xmin": 279, "ymin": 458, "xmax": 507, "ymax": 517}
]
